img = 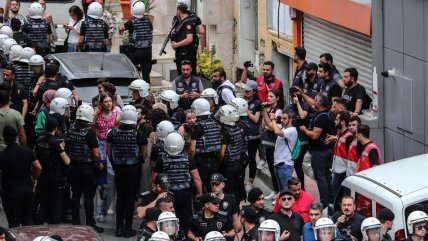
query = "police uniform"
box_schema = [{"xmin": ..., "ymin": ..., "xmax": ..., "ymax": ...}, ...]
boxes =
[
  {"xmin": 220, "ymin": 125, "xmax": 245, "ymax": 201},
  {"xmin": 65, "ymin": 122, "xmax": 100, "ymax": 227},
  {"xmin": 173, "ymin": 74, "xmax": 203, "ymax": 110},
  {"xmin": 124, "ymin": 17, "xmax": 153, "ymax": 84},
  {"xmin": 138, "ymin": 221, "xmax": 156, "ymax": 241},
  {"xmin": 34, "ymin": 131, "xmax": 68, "ymax": 224},
  {"xmin": 242, "ymin": 226, "xmax": 258, "ymax": 241},
  {"xmin": 153, "ymin": 151, "xmax": 197, "ymax": 234},
  {"xmin": 191, "ymin": 117, "xmax": 221, "ymax": 192},
  {"xmin": 255, "ymin": 208, "xmax": 271, "ymax": 227},
  {"xmin": 218, "ymin": 194, "xmax": 238, "ymax": 218},
  {"xmin": 189, "ymin": 212, "xmax": 234, "ymax": 240},
  {"xmin": 108, "ymin": 124, "xmax": 147, "ymax": 233},
  {"xmin": 170, "ymin": 107, "xmax": 185, "ymax": 130},
  {"xmin": 11, "ymin": 61, "xmax": 32, "ymax": 96},
  {"xmin": 22, "ymin": 18, "xmax": 52, "ymax": 56},
  {"xmin": 79, "ymin": 16, "xmax": 109, "ymax": 52},
  {"xmin": 237, "ymin": 116, "xmax": 250, "ymax": 201},
  {"xmin": 150, "ymin": 139, "xmax": 165, "ymax": 168},
  {"xmin": 171, "ymin": 15, "xmax": 197, "ymax": 74}
]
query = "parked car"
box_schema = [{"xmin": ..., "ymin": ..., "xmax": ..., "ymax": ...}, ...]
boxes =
[
  {"xmin": 334, "ymin": 154, "xmax": 428, "ymax": 241},
  {"xmin": 44, "ymin": 52, "xmax": 141, "ymax": 105},
  {"xmin": 7, "ymin": 225, "xmax": 103, "ymax": 241}
]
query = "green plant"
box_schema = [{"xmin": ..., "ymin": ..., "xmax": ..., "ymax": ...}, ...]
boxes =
[
  {"xmin": 142, "ymin": 0, "xmax": 156, "ymax": 13},
  {"xmin": 197, "ymin": 46, "xmax": 224, "ymax": 80},
  {"xmin": 104, "ymin": 4, "xmax": 118, "ymax": 19}
]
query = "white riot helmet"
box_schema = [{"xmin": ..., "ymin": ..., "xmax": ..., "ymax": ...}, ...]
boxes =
[
  {"xmin": 0, "ymin": 26, "xmax": 12, "ymax": 38},
  {"xmin": 258, "ymin": 219, "xmax": 280, "ymax": 241},
  {"xmin": 156, "ymin": 120, "xmax": 175, "ymax": 141},
  {"xmin": 87, "ymin": 2, "xmax": 103, "ymax": 20},
  {"xmin": 164, "ymin": 132, "xmax": 185, "ymax": 156},
  {"xmin": 29, "ymin": 54, "xmax": 45, "ymax": 66},
  {"xmin": 407, "ymin": 211, "xmax": 428, "ymax": 234},
  {"xmin": 131, "ymin": 1, "xmax": 145, "ymax": 18},
  {"xmin": 9, "ymin": 44, "xmax": 23, "ymax": 61},
  {"xmin": 129, "ymin": 79, "xmax": 150, "ymax": 98},
  {"xmin": 201, "ymin": 88, "xmax": 219, "ymax": 105},
  {"xmin": 76, "ymin": 104, "xmax": 95, "ymax": 123},
  {"xmin": 28, "ymin": 2, "xmax": 44, "ymax": 19},
  {"xmin": 19, "ymin": 47, "xmax": 36, "ymax": 63},
  {"xmin": 314, "ymin": 218, "xmax": 336, "ymax": 241},
  {"xmin": 160, "ymin": 90, "xmax": 179, "ymax": 110},
  {"xmin": 361, "ymin": 217, "xmax": 382, "ymax": 241},
  {"xmin": 0, "ymin": 34, "xmax": 9, "ymax": 50},
  {"xmin": 231, "ymin": 97, "xmax": 248, "ymax": 116},
  {"xmin": 219, "ymin": 105, "xmax": 239, "ymax": 126},
  {"xmin": 55, "ymin": 88, "xmax": 73, "ymax": 106},
  {"xmin": 120, "ymin": 105, "xmax": 138, "ymax": 125},
  {"xmin": 32, "ymin": 236, "xmax": 55, "ymax": 241},
  {"xmin": 2, "ymin": 38, "xmax": 17, "ymax": 55},
  {"xmin": 191, "ymin": 98, "xmax": 211, "ymax": 116},
  {"xmin": 205, "ymin": 231, "xmax": 225, "ymax": 241},
  {"xmin": 157, "ymin": 211, "xmax": 180, "ymax": 236},
  {"xmin": 148, "ymin": 231, "xmax": 170, "ymax": 241},
  {"xmin": 49, "ymin": 97, "xmax": 70, "ymax": 116},
  {"xmin": 176, "ymin": 0, "xmax": 191, "ymax": 11}
]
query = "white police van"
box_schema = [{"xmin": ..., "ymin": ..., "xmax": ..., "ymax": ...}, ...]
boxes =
[{"xmin": 334, "ymin": 154, "xmax": 428, "ymax": 241}]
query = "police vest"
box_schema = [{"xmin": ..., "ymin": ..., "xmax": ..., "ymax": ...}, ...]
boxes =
[
  {"xmin": 320, "ymin": 78, "xmax": 338, "ymax": 96},
  {"xmin": 162, "ymin": 153, "xmax": 191, "ymax": 191},
  {"xmin": 332, "ymin": 129, "xmax": 353, "ymax": 174},
  {"xmin": 217, "ymin": 85, "xmax": 236, "ymax": 106},
  {"xmin": 129, "ymin": 18, "xmax": 152, "ymax": 49},
  {"xmin": 195, "ymin": 118, "xmax": 221, "ymax": 153},
  {"xmin": 255, "ymin": 76, "xmax": 281, "ymax": 103},
  {"xmin": 170, "ymin": 108, "xmax": 184, "ymax": 130},
  {"xmin": 303, "ymin": 78, "xmax": 321, "ymax": 99},
  {"xmin": 66, "ymin": 125, "xmax": 93, "ymax": 163},
  {"xmin": 356, "ymin": 142, "xmax": 381, "ymax": 172},
  {"xmin": 237, "ymin": 118, "xmax": 250, "ymax": 151},
  {"xmin": 83, "ymin": 18, "xmax": 106, "ymax": 50},
  {"xmin": 154, "ymin": 139, "xmax": 166, "ymax": 163},
  {"xmin": 27, "ymin": 18, "xmax": 50, "ymax": 49},
  {"xmin": 224, "ymin": 125, "xmax": 244, "ymax": 162},
  {"xmin": 346, "ymin": 138, "xmax": 358, "ymax": 176},
  {"xmin": 174, "ymin": 76, "xmax": 201, "ymax": 109},
  {"xmin": 12, "ymin": 62, "xmax": 32, "ymax": 93},
  {"xmin": 111, "ymin": 128, "xmax": 140, "ymax": 165},
  {"xmin": 191, "ymin": 212, "xmax": 229, "ymax": 238},
  {"xmin": 35, "ymin": 134, "xmax": 66, "ymax": 184}
]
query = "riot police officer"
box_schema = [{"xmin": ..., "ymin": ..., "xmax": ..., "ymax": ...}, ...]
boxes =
[
  {"xmin": 149, "ymin": 120, "xmax": 174, "ymax": 170},
  {"xmin": 34, "ymin": 117, "xmax": 70, "ymax": 224},
  {"xmin": 188, "ymin": 193, "xmax": 235, "ymax": 241},
  {"xmin": 159, "ymin": 90, "xmax": 183, "ymax": 130},
  {"xmin": 65, "ymin": 104, "xmax": 104, "ymax": 233},
  {"xmin": 189, "ymin": 98, "xmax": 221, "ymax": 192},
  {"xmin": 171, "ymin": 0, "xmax": 197, "ymax": 74},
  {"xmin": 129, "ymin": 78, "xmax": 152, "ymax": 109},
  {"xmin": 79, "ymin": 2, "xmax": 109, "ymax": 52},
  {"xmin": 13, "ymin": 47, "xmax": 35, "ymax": 97},
  {"xmin": 258, "ymin": 220, "xmax": 281, "ymax": 241},
  {"xmin": 22, "ymin": 2, "xmax": 53, "ymax": 56},
  {"xmin": 157, "ymin": 211, "xmax": 186, "ymax": 241},
  {"xmin": 152, "ymin": 131, "xmax": 203, "ymax": 234},
  {"xmin": 150, "ymin": 231, "xmax": 171, "ymax": 241},
  {"xmin": 218, "ymin": 105, "xmax": 245, "ymax": 202},
  {"xmin": 138, "ymin": 207, "xmax": 162, "ymax": 241},
  {"xmin": 205, "ymin": 231, "xmax": 226, "ymax": 241},
  {"xmin": 200, "ymin": 88, "xmax": 219, "ymax": 118},
  {"xmin": 119, "ymin": 1, "xmax": 153, "ymax": 84},
  {"xmin": 107, "ymin": 105, "xmax": 148, "ymax": 238}
]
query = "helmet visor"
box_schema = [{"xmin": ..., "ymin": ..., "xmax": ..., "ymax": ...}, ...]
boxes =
[
  {"xmin": 160, "ymin": 220, "xmax": 178, "ymax": 236},
  {"xmin": 413, "ymin": 221, "xmax": 427, "ymax": 236},
  {"xmin": 258, "ymin": 231, "xmax": 276, "ymax": 241},
  {"xmin": 206, "ymin": 237, "xmax": 225, "ymax": 241},
  {"xmin": 317, "ymin": 227, "xmax": 336, "ymax": 241},
  {"xmin": 365, "ymin": 227, "xmax": 381, "ymax": 241}
]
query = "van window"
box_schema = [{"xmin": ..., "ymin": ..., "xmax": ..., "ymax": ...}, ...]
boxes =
[
  {"xmin": 375, "ymin": 203, "xmax": 385, "ymax": 217},
  {"xmin": 356, "ymin": 192, "xmax": 384, "ymax": 218},
  {"xmin": 333, "ymin": 186, "xmax": 351, "ymax": 212},
  {"xmin": 405, "ymin": 200, "xmax": 428, "ymax": 233}
]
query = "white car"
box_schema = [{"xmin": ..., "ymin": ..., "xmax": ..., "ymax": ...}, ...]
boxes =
[{"xmin": 334, "ymin": 154, "xmax": 428, "ymax": 241}]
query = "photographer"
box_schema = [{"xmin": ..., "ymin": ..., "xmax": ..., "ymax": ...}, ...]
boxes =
[{"xmin": 331, "ymin": 196, "xmax": 364, "ymax": 241}]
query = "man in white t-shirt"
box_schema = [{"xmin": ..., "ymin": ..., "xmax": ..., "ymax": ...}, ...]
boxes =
[{"xmin": 267, "ymin": 110, "xmax": 298, "ymax": 191}]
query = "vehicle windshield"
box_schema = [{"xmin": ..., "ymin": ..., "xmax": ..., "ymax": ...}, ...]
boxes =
[{"xmin": 405, "ymin": 200, "xmax": 428, "ymax": 235}]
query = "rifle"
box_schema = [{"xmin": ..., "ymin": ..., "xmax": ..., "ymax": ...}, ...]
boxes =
[{"xmin": 159, "ymin": 19, "xmax": 179, "ymax": 56}]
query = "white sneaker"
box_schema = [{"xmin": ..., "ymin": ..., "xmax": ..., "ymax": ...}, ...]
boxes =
[
  {"xmin": 96, "ymin": 215, "xmax": 105, "ymax": 223},
  {"xmin": 245, "ymin": 182, "xmax": 254, "ymax": 192},
  {"xmin": 264, "ymin": 192, "xmax": 277, "ymax": 201},
  {"xmin": 107, "ymin": 208, "xmax": 114, "ymax": 215},
  {"xmin": 257, "ymin": 160, "xmax": 267, "ymax": 169}
]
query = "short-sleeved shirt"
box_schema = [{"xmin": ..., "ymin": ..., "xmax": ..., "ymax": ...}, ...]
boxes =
[
  {"xmin": 172, "ymin": 17, "xmax": 196, "ymax": 48},
  {"xmin": 124, "ymin": 17, "xmax": 153, "ymax": 38},
  {"xmin": 218, "ymin": 194, "xmax": 238, "ymax": 217},
  {"xmin": 9, "ymin": 82, "xmax": 27, "ymax": 114},
  {"xmin": 356, "ymin": 141, "xmax": 379, "ymax": 167},
  {"xmin": 255, "ymin": 208, "xmax": 272, "ymax": 227},
  {"xmin": 0, "ymin": 108, "xmax": 25, "ymax": 148},
  {"xmin": 270, "ymin": 211, "xmax": 305, "ymax": 241},
  {"xmin": 342, "ymin": 84, "xmax": 368, "ymax": 113},
  {"xmin": 331, "ymin": 211, "xmax": 365, "ymax": 241},
  {"xmin": 189, "ymin": 212, "xmax": 234, "ymax": 239},
  {"xmin": 274, "ymin": 126, "xmax": 298, "ymax": 166},
  {"xmin": 37, "ymin": 80, "xmax": 61, "ymax": 103},
  {"xmin": 13, "ymin": 31, "xmax": 34, "ymax": 48},
  {"xmin": 79, "ymin": 21, "xmax": 109, "ymax": 39},
  {"xmin": 0, "ymin": 143, "xmax": 37, "ymax": 193},
  {"xmin": 308, "ymin": 110, "xmax": 335, "ymax": 151},
  {"xmin": 138, "ymin": 190, "xmax": 157, "ymax": 207}
]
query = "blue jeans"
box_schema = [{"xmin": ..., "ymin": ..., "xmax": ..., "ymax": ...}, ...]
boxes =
[
  {"xmin": 311, "ymin": 148, "xmax": 334, "ymax": 208},
  {"xmin": 67, "ymin": 42, "xmax": 78, "ymax": 52},
  {"xmin": 275, "ymin": 162, "xmax": 294, "ymax": 191}
]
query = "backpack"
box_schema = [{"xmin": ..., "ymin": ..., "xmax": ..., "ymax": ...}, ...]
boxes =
[{"xmin": 285, "ymin": 137, "xmax": 301, "ymax": 161}]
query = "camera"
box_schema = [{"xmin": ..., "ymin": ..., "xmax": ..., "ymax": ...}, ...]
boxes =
[
  {"xmin": 276, "ymin": 116, "xmax": 281, "ymax": 124},
  {"xmin": 289, "ymin": 87, "xmax": 297, "ymax": 95},
  {"xmin": 261, "ymin": 103, "xmax": 271, "ymax": 109},
  {"xmin": 244, "ymin": 61, "xmax": 253, "ymax": 68}
]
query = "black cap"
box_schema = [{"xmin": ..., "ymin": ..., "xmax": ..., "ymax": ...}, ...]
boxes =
[
  {"xmin": 45, "ymin": 116, "xmax": 58, "ymax": 131},
  {"xmin": 247, "ymin": 187, "xmax": 263, "ymax": 203},
  {"xmin": 46, "ymin": 58, "xmax": 61, "ymax": 67},
  {"xmin": 305, "ymin": 62, "xmax": 318, "ymax": 70},
  {"xmin": 210, "ymin": 173, "xmax": 225, "ymax": 185},
  {"xmin": 240, "ymin": 206, "xmax": 257, "ymax": 222},
  {"xmin": 279, "ymin": 188, "xmax": 293, "ymax": 197},
  {"xmin": 201, "ymin": 193, "xmax": 221, "ymax": 205},
  {"xmin": 45, "ymin": 64, "xmax": 59, "ymax": 77},
  {"xmin": 154, "ymin": 174, "xmax": 170, "ymax": 190},
  {"xmin": 145, "ymin": 207, "xmax": 162, "ymax": 221}
]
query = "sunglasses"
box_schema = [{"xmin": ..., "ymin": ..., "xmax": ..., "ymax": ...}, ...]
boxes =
[
  {"xmin": 281, "ymin": 197, "xmax": 293, "ymax": 202},
  {"xmin": 416, "ymin": 225, "xmax": 427, "ymax": 230}
]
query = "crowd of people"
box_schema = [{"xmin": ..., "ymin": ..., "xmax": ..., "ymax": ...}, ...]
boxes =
[{"xmin": 0, "ymin": 0, "xmax": 417, "ymax": 241}]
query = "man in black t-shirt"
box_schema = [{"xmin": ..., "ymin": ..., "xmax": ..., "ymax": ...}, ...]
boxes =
[
  {"xmin": 300, "ymin": 93, "xmax": 335, "ymax": 208},
  {"xmin": 11, "ymin": 17, "xmax": 33, "ymax": 48},
  {"xmin": 342, "ymin": 67, "xmax": 371, "ymax": 115},
  {"xmin": 137, "ymin": 173, "xmax": 172, "ymax": 219}
]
